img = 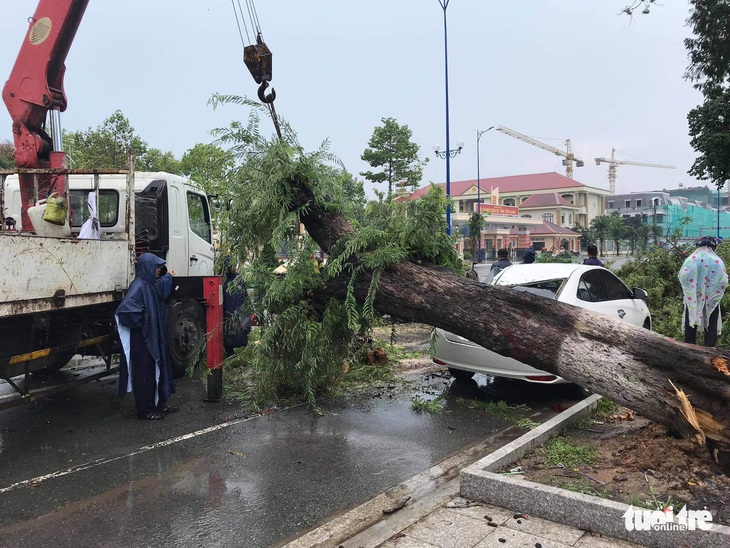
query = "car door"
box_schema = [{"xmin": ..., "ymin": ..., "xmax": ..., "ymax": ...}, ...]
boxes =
[
  {"xmin": 575, "ymin": 269, "xmax": 643, "ymax": 326},
  {"xmin": 597, "ymin": 269, "xmax": 646, "ymax": 326},
  {"xmin": 186, "ymin": 190, "xmax": 215, "ymax": 276}
]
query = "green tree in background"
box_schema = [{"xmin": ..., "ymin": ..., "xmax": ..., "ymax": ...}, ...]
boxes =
[
  {"xmin": 180, "ymin": 143, "xmax": 234, "ymax": 195},
  {"xmin": 62, "ymin": 110, "xmax": 182, "ymax": 173},
  {"xmin": 466, "ymin": 212, "xmax": 484, "ymax": 263},
  {"xmin": 571, "ymin": 222, "xmax": 595, "ymax": 249},
  {"xmin": 624, "ymin": 218, "xmax": 642, "ymax": 255},
  {"xmin": 0, "ymin": 140, "xmax": 13, "ymax": 169},
  {"xmin": 590, "ymin": 215, "xmax": 611, "ymax": 257},
  {"xmin": 607, "ymin": 212, "xmax": 627, "ymax": 256},
  {"xmin": 137, "ymin": 148, "xmax": 181, "ymax": 173},
  {"xmin": 360, "ymin": 117, "xmax": 426, "ymax": 198},
  {"xmin": 336, "ymin": 168, "xmax": 367, "ymax": 223},
  {"xmin": 687, "ymin": 98, "xmax": 730, "ymax": 187},
  {"xmin": 589, "ymin": 213, "xmax": 647, "ymax": 257},
  {"xmin": 650, "ymin": 223, "xmax": 663, "ymax": 244},
  {"xmin": 63, "ymin": 110, "xmax": 148, "ymax": 169},
  {"xmin": 685, "ymin": 0, "xmax": 730, "ymax": 190}
]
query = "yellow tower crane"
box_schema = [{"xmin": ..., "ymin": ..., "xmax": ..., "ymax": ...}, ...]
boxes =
[
  {"xmin": 594, "ymin": 149, "xmax": 675, "ymax": 195},
  {"xmin": 496, "ymin": 125, "xmax": 585, "ymax": 179}
]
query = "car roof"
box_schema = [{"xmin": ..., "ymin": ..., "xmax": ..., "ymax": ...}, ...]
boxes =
[{"xmin": 491, "ymin": 263, "xmax": 602, "ymax": 286}]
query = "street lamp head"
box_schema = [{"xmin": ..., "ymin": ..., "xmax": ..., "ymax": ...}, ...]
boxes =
[
  {"xmin": 477, "ymin": 127, "xmax": 495, "ymax": 142},
  {"xmin": 434, "ymin": 143, "xmax": 463, "ymax": 159}
]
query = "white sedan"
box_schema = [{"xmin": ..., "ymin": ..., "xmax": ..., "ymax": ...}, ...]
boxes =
[{"xmin": 434, "ymin": 263, "xmax": 651, "ymax": 385}]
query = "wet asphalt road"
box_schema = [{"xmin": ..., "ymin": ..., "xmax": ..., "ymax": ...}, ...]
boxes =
[{"xmin": 0, "ymin": 363, "xmax": 579, "ymax": 548}]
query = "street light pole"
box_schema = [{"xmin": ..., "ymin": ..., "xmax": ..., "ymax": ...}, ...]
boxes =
[
  {"xmin": 476, "ymin": 126, "xmax": 494, "ymax": 263},
  {"xmin": 433, "ymin": 139, "xmax": 464, "ymax": 236},
  {"xmin": 718, "ymin": 186, "xmax": 721, "ymax": 239},
  {"xmin": 438, "ymin": 0, "xmax": 452, "ymax": 235}
]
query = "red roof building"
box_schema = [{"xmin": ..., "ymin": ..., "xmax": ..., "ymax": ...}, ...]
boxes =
[
  {"xmin": 407, "ymin": 172, "xmax": 606, "ymax": 260},
  {"xmin": 408, "ymin": 172, "xmax": 587, "ymax": 201}
]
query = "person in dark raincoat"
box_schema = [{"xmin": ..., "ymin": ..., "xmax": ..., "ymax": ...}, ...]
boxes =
[
  {"xmin": 490, "ymin": 248, "xmax": 512, "ymax": 273},
  {"xmin": 583, "ymin": 244, "xmax": 604, "ymax": 267},
  {"xmin": 223, "ymin": 256, "xmax": 252, "ymax": 357},
  {"xmin": 521, "ymin": 248, "xmax": 536, "ymax": 264},
  {"xmin": 116, "ymin": 253, "xmax": 177, "ymax": 420}
]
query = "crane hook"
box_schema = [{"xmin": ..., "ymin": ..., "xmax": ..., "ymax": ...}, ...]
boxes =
[{"xmin": 258, "ymin": 81, "xmax": 276, "ymax": 104}]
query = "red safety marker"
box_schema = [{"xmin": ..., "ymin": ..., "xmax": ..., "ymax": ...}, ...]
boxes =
[{"xmin": 203, "ymin": 275, "xmax": 224, "ymax": 401}]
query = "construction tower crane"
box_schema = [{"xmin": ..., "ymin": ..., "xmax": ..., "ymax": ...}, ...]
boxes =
[
  {"xmin": 594, "ymin": 149, "xmax": 675, "ymax": 195},
  {"xmin": 496, "ymin": 125, "xmax": 585, "ymax": 179}
]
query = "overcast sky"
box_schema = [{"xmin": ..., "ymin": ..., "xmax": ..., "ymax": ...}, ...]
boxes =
[{"xmin": 0, "ymin": 1, "xmax": 703, "ymax": 197}]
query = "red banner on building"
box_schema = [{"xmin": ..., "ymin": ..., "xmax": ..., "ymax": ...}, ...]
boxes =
[{"xmin": 476, "ymin": 203, "xmax": 519, "ymax": 216}]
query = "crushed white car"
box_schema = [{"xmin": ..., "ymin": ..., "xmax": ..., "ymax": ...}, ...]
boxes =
[{"xmin": 434, "ymin": 263, "xmax": 651, "ymax": 385}]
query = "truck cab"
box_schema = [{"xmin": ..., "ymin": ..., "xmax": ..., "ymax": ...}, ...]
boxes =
[
  {"xmin": 0, "ymin": 171, "xmax": 216, "ymax": 378},
  {"xmin": 3, "ymin": 171, "xmax": 215, "ymax": 277},
  {"xmin": 1, "ymin": 2, "xmax": 226, "ymax": 390}
]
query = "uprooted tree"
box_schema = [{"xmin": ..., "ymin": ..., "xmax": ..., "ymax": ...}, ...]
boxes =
[{"xmin": 209, "ymin": 96, "xmax": 730, "ymax": 467}]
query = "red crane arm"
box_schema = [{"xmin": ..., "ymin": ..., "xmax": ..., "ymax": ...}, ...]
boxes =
[{"xmin": 2, "ymin": 0, "xmax": 89, "ymax": 230}]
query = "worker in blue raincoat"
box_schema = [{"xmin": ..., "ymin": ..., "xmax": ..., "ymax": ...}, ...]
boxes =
[
  {"xmin": 223, "ymin": 256, "xmax": 252, "ymax": 357},
  {"xmin": 116, "ymin": 253, "xmax": 177, "ymax": 420},
  {"xmin": 521, "ymin": 248, "xmax": 537, "ymax": 264}
]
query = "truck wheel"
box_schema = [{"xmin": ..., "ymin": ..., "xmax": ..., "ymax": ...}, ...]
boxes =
[
  {"xmin": 32, "ymin": 321, "xmax": 82, "ymax": 375},
  {"xmin": 167, "ymin": 299, "xmax": 205, "ymax": 378}
]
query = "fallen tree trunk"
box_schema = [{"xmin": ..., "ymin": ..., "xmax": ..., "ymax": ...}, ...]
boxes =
[{"xmin": 294, "ymin": 180, "xmax": 730, "ymax": 465}]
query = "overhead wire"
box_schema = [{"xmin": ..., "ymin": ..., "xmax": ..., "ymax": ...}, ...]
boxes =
[
  {"xmin": 231, "ymin": 0, "xmax": 264, "ymax": 45},
  {"xmin": 232, "ymin": 0, "xmax": 254, "ymax": 45},
  {"xmin": 230, "ymin": 0, "xmax": 247, "ymax": 48},
  {"xmin": 229, "ymin": 0, "xmax": 282, "ymax": 139},
  {"xmin": 244, "ymin": 0, "xmax": 263, "ymax": 40},
  {"xmin": 615, "ymin": 149, "xmax": 655, "ymax": 164}
]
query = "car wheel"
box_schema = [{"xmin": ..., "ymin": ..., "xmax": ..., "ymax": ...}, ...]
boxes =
[
  {"xmin": 448, "ymin": 368, "xmax": 475, "ymax": 382},
  {"xmin": 643, "ymin": 318, "xmax": 652, "ymax": 330},
  {"xmin": 572, "ymin": 384, "xmax": 592, "ymax": 399}
]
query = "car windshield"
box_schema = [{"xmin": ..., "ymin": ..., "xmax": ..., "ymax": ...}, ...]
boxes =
[
  {"xmin": 474, "ymin": 264, "xmax": 493, "ymax": 282},
  {"xmin": 509, "ymin": 279, "xmax": 565, "ymax": 300}
]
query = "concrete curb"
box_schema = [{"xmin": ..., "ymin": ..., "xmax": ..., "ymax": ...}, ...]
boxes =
[{"xmin": 460, "ymin": 394, "xmax": 730, "ymax": 548}]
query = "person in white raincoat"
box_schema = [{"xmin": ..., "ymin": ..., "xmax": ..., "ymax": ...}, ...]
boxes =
[
  {"xmin": 78, "ymin": 191, "xmax": 102, "ymax": 239},
  {"xmin": 678, "ymin": 235, "xmax": 728, "ymax": 347}
]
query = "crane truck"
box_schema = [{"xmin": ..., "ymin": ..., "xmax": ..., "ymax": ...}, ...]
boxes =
[{"xmin": 0, "ymin": 0, "xmax": 225, "ymax": 399}]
